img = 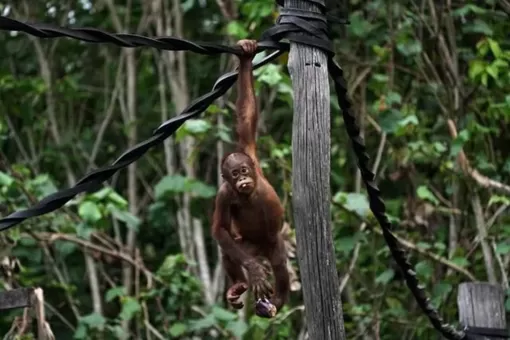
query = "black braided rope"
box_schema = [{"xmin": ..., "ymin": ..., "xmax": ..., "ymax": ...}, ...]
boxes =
[
  {"xmin": 328, "ymin": 59, "xmax": 465, "ymax": 340},
  {"xmin": 0, "ymin": 16, "xmax": 282, "ymax": 55},
  {"xmin": 0, "ymin": 12, "xmax": 470, "ymax": 340}
]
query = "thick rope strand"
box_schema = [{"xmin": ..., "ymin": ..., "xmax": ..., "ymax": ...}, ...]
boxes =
[{"xmin": 328, "ymin": 58, "xmax": 465, "ymax": 340}]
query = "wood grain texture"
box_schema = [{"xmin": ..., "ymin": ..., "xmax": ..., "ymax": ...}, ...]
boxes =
[
  {"xmin": 457, "ymin": 282, "xmax": 507, "ymax": 340},
  {"xmin": 285, "ymin": 0, "xmax": 346, "ymax": 339},
  {"xmin": 0, "ymin": 288, "xmax": 33, "ymax": 310}
]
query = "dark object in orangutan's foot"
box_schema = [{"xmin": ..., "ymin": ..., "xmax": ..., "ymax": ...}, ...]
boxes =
[{"xmin": 255, "ymin": 298, "xmax": 277, "ymax": 318}]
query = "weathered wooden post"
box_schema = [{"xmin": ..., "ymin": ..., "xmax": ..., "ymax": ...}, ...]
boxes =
[
  {"xmin": 0, "ymin": 287, "xmax": 53, "ymax": 339},
  {"xmin": 0, "ymin": 288, "xmax": 33, "ymax": 311},
  {"xmin": 457, "ymin": 282, "xmax": 508, "ymax": 340},
  {"xmin": 285, "ymin": 0, "xmax": 346, "ymax": 338}
]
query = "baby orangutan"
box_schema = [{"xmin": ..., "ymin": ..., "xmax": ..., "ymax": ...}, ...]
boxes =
[{"xmin": 211, "ymin": 39, "xmax": 290, "ymax": 318}]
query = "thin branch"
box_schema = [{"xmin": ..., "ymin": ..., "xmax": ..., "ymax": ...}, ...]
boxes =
[
  {"xmin": 491, "ymin": 240, "xmax": 509, "ymax": 289},
  {"xmin": 28, "ymin": 232, "xmax": 159, "ymax": 287},
  {"xmin": 373, "ymin": 227, "xmax": 476, "ymax": 280},
  {"xmin": 447, "ymin": 119, "xmax": 510, "ymax": 196}
]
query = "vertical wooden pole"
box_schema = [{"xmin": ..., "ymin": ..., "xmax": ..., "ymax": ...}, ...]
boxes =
[
  {"xmin": 457, "ymin": 282, "xmax": 508, "ymax": 340},
  {"xmin": 285, "ymin": 0, "xmax": 346, "ymax": 338}
]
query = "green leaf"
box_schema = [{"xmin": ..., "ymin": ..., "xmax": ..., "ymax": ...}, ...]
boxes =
[
  {"xmin": 336, "ymin": 236, "xmax": 358, "ymax": 253},
  {"xmin": 154, "ymin": 175, "xmax": 187, "ymax": 198},
  {"xmin": 189, "ymin": 314, "xmax": 217, "ymax": 331},
  {"xmin": 175, "ymin": 119, "xmax": 212, "ymax": 142},
  {"xmin": 469, "ymin": 60, "xmax": 486, "ymax": 80},
  {"xmin": 397, "ymin": 115, "xmax": 419, "ymax": 127},
  {"xmin": 396, "ymin": 39, "xmax": 422, "ymax": 57},
  {"xmin": 226, "ymin": 320, "xmax": 248, "ymax": 338},
  {"xmin": 105, "ymin": 286, "xmax": 126, "ymax": 302},
  {"xmin": 157, "ymin": 254, "xmax": 187, "ymax": 276},
  {"xmin": 184, "ymin": 119, "xmax": 212, "ymax": 134},
  {"xmin": 385, "ymin": 92, "xmax": 402, "ymax": 105},
  {"xmin": 120, "ymin": 297, "xmax": 141, "ymax": 321},
  {"xmin": 433, "ymin": 142, "xmax": 447, "ymax": 153},
  {"xmin": 452, "ymin": 4, "xmax": 486, "ymax": 17},
  {"xmin": 481, "ymin": 73, "xmax": 488, "ymax": 86},
  {"xmin": 217, "ymin": 129, "xmax": 232, "ymax": 143},
  {"xmin": 463, "ymin": 19, "xmax": 493, "ymax": 36},
  {"xmin": 378, "ymin": 109, "xmax": 403, "ymax": 133},
  {"xmin": 108, "ymin": 191, "xmax": 128, "ymax": 207},
  {"xmin": 372, "ymin": 45, "xmax": 389, "ymax": 59},
  {"xmin": 449, "ymin": 129, "xmax": 469, "ymax": 157},
  {"xmin": 55, "ymin": 240, "xmax": 77, "ymax": 258},
  {"xmin": 486, "ymin": 64, "xmax": 498, "ymax": 80},
  {"xmin": 348, "ymin": 12, "xmax": 374, "ymax": 38},
  {"xmin": 372, "ymin": 74, "xmax": 389, "ymax": 83},
  {"xmin": 416, "ymin": 186, "xmax": 439, "ymax": 205},
  {"xmin": 185, "ymin": 179, "xmax": 217, "ymax": 198},
  {"xmin": 495, "ymin": 242, "xmax": 510, "ymax": 255},
  {"xmin": 333, "ymin": 192, "xmax": 370, "ymax": 218},
  {"xmin": 92, "ymin": 188, "xmax": 128, "ymax": 206},
  {"xmin": 433, "ymin": 242, "xmax": 446, "ymax": 251},
  {"xmin": 108, "ymin": 205, "xmax": 141, "ymax": 231},
  {"xmin": 255, "ymin": 64, "xmax": 283, "ymax": 86},
  {"xmin": 450, "ymin": 256, "xmax": 469, "ymax": 268},
  {"xmin": 30, "ymin": 174, "xmax": 58, "ymax": 197},
  {"xmin": 108, "ymin": 325, "xmax": 127, "ymax": 339},
  {"xmin": 75, "ymin": 222, "xmax": 94, "ymax": 240},
  {"xmin": 488, "ymin": 39, "xmax": 503, "ymax": 58},
  {"xmin": 181, "ymin": 0, "xmax": 195, "ymax": 12},
  {"xmin": 78, "ymin": 201, "xmax": 102, "ymax": 222},
  {"xmin": 415, "ymin": 261, "xmax": 433, "ymax": 279},
  {"xmin": 154, "ymin": 175, "xmax": 216, "ymax": 199},
  {"xmin": 217, "ymin": 124, "xmax": 233, "ymax": 143},
  {"xmin": 416, "ymin": 242, "xmax": 432, "ymax": 250},
  {"xmin": 92, "ymin": 187, "xmax": 112, "ymax": 200},
  {"xmin": 80, "ymin": 312, "xmax": 106, "ymax": 329},
  {"xmin": 433, "ymin": 282, "xmax": 453, "ymax": 298},
  {"xmin": 488, "ymin": 195, "xmax": 510, "ymax": 206},
  {"xmin": 206, "ymin": 104, "xmax": 223, "ymax": 115},
  {"xmin": 375, "ymin": 269, "xmax": 395, "ymax": 285},
  {"xmin": 0, "ymin": 171, "xmax": 14, "ymax": 187},
  {"xmin": 385, "ymin": 297, "xmax": 405, "ymax": 316},
  {"xmin": 226, "ymin": 21, "xmax": 249, "ymax": 39},
  {"xmin": 431, "ymin": 283, "xmax": 453, "ymax": 307},
  {"xmin": 212, "ymin": 306, "xmax": 238, "ymax": 321},
  {"xmin": 74, "ymin": 324, "xmax": 87, "ymax": 339},
  {"xmin": 169, "ymin": 322, "xmax": 188, "ymax": 337}
]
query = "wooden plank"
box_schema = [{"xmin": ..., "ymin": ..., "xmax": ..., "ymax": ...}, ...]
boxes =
[
  {"xmin": 0, "ymin": 288, "xmax": 33, "ymax": 310},
  {"xmin": 458, "ymin": 282, "xmax": 508, "ymax": 340},
  {"xmin": 285, "ymin": 0, "xmax": 346, "ymax": 338}
]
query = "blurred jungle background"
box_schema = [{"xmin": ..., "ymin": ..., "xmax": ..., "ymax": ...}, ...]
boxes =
[{"xmin": 0, "ymin": 0, "xmax": 509, "ymax": 339}]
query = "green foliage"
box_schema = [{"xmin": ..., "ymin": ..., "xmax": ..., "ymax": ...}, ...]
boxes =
[
  {"xmin": 74, "ymin": 313, "xmax": 107, "ymax": 339},
  {"xmin": 78, "ymin": 201, "xmax": 102, "ymax": 222},
  {"xmin": 333, "ymin": 192, "xmax": 371, "ymax": 218},
  {"xmin": 105, "ymin": 287, "xmax": 127, "ymax": 302},
  {"xmin": 175, "ymin": 119, "xmax": 213, "ymax": 142},
  {"xmin": 416, "ymin": 186, "xmax": 439, "ymax": 206},
  {"xmin": 0, "ymin": 1, "xmax": 509, "ymax": 339},
  {"xmin": 154, "ymin": 174, "xmax": 216, "ymax": 199},
  {"xmin": 0, "ymin": 171, "xmax": 14, "ymax": 187},
  {"xmin": 119, "ymin": 297, "xmax": 142, "ymax": 321}
]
